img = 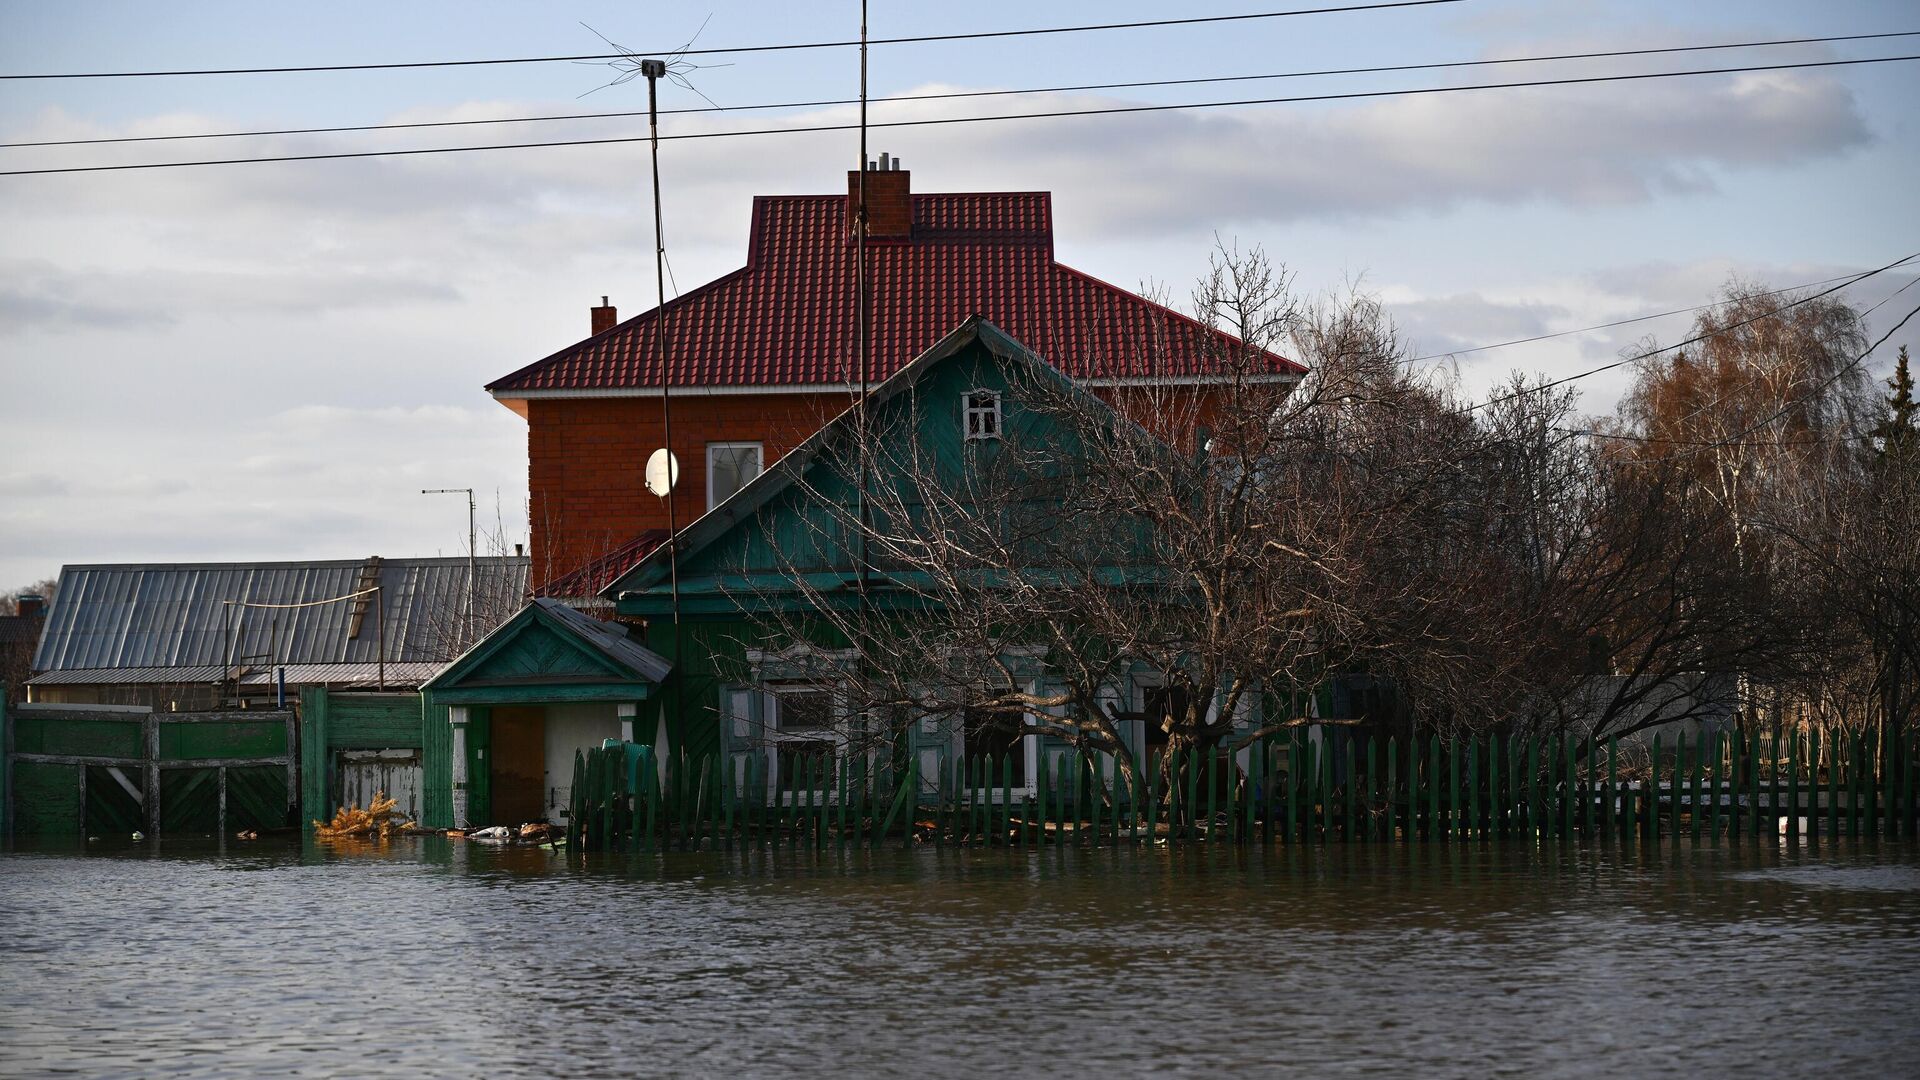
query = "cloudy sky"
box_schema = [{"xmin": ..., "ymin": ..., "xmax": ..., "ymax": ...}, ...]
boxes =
[{"xmin": 1, "ymin": 0, "xmax": 1915, "ymax": 587}]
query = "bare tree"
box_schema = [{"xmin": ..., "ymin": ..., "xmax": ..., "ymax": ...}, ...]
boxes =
[
  {"xmin": 700, "ymin": 260, "xmax": 1893, "ymax": 813},
  {"xmin": 724, "ymin": 249, "xmax": 1504, "ymax": 803},
  {"xmin": 1606, "ymin": 278, "xmax": 1879, "ymax": 736}
]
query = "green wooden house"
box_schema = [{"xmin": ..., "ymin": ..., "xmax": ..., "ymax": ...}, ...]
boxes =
[
  {"xmin": 419, "ymin": 317, "xmax": 1271, "ymax": 829},
  {"xmin": 597, "ymin": 317, "xmax": 1237, "ymax": 805}
]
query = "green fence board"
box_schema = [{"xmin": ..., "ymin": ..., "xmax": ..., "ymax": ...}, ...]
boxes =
[
  {"xmin": 226, "ymin": 766, "xmax": 291, "ymax": 831},
  {"xmin": 159, "ymin": 768, "xmax": 220, "ymax": 833},
  {"xmin": 84, "ymin": 765, "xmax": 143, "ymax": 834},
  {"xmin": 14, "ymin": 717, "xmax": 144, "ymax": 760},
  {"xmin": 15, "ymin": 761, "xmax": 82, "ymax": 837},
  {"xmin": 544, "ymin": 724, "xmax": 1912, "ymax": 856},
  {"xmin": 160, "ymin": 721, "xmax": 287, "ymax": 762}
]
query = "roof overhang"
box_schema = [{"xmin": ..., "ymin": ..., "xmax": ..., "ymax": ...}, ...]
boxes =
[
  {"xmin": 490, "ymin": 371, "xmax": 1299, "ymax": 403},
  {"xmin": 423, "ymin": 598, "xmax": 670, "ymax": 706}
]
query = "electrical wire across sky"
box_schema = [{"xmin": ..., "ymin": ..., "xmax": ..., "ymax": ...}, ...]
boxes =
[
  {"xmin": 4, "ymin": 9, "xmax": 1910, "ymax": 430},
  {"xmin": 5, "ymin": 30, "xmax": 1912, "ymax": 150},
  {"xmin": 3, "ymin": 52, "xmax": 1916, "ymax": 177},
  {"xmin": 0, "ymin": 1, "xmax": 1470, "ymax": 79}
]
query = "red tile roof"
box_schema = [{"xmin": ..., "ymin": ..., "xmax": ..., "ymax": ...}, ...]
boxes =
[
  {"xmin": 535, "ymin": 529, "xmax": 668, "ymax": 600},
  {"xmin": 488, "ymin": 190, "xmax": 1301, "ymax": 394}
]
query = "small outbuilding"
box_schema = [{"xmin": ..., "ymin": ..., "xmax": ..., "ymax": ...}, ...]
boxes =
[{"xmin": 421, "ymin": 598, "xmax": 670, "ymax": 828}]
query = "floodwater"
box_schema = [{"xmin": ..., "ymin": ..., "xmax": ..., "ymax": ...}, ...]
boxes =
[{"xmin": 2, "ymin": 838, "xmax": 1917, "ymax": 1078}]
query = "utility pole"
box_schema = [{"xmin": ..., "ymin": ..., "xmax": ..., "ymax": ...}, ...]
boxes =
[
  {"xmin": 422, "ymin": 487, "xmax": 477, "ymax": 645},
  {"xmin": 855, "ymin": 0, "xmax": 870, "ymax": 598},
  {"xmin": 640, "ymin": 56, "xmax": 681, "ymax": 629}
]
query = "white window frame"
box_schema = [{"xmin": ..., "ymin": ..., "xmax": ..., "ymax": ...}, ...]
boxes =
[
  {"xmin": 963, "ymin": 388, "xmax": 1002, "ymax": 441},
  {"xmin": 953, "ymin": 701, "xmax": 1039, "ymax": 800},
  {"xmin": 705, "ymin": 441, "xmax": 763, "ymax": 510},
  {"xmin": 764, "ymin": 682, "xmax": 846, "ymax": 806}
]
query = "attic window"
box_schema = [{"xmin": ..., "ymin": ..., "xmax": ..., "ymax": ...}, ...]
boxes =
[{"xmin": 964, "ymin": 390, "xmax": 1002, "ymax": 441}]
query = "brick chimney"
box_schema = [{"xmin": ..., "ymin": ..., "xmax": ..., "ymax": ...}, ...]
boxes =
[
  {"xmin": 848, "ymin": 153, "xmax": 911, "ymax": 240},
  {"xmin": 16, "ymin": 594, "xmax": 45, "ymax": 619},
  {"xmin": 591, "ymin": 296, "xmax": 617, "ymax": 335}
]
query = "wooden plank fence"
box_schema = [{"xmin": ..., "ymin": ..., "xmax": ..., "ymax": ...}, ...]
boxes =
[
  {"xmin": 563, "ymin": 725, "xmax": 1920, "ymax": 853},
  {"xmin": 3, "ymin": 703, "xmax": 298, "ymax": 839}
]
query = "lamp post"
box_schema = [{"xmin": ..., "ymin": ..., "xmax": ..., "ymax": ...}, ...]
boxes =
[{"xmin": 422, "ymin": 487, "xmax": 477, "ymax": 646}]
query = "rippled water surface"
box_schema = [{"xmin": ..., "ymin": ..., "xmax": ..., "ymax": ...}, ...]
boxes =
[{"xmin": 3, "ymin": 837, "xmax": 1917, "ymax": 1077}]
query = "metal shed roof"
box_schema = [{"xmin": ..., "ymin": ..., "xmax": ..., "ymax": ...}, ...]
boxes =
[{"xmin": 32, "ymin": 557, "xmax": 529, "ymax": 674}]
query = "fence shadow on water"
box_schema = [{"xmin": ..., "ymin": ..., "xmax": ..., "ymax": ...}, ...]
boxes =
[{"xmin": 567, "ymin": 726, "xmax": 1920, "ymax": 854}]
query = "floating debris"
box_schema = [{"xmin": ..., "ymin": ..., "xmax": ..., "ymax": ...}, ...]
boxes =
[{"xmin": 312, "ymin": 793, "xmax": 416, "ymax": 839}]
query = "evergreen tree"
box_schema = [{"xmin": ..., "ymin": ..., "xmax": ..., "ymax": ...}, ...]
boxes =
[{"xmin": 1874, "ymin": 345, "xmax": 1916, "ymax": 453}]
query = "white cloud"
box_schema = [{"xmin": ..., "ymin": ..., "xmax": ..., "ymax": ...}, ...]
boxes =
[{"xmin": 0, "ymin": 49, "xmax": 1893, "ymax": 583}]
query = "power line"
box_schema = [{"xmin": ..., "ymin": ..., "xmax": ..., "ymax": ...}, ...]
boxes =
[
  {"xmin": 1469, "ymin": 250, "xmax": 1920, "ymax": 413},
  {"xmin": 1569, "ymin": 428, "xmax": 1871, "ymax": 448},
  {"xmin": 5, "ymin": 53, "xmax": 1916, "ymax": 179},
  {"xmin": 0, "ymin": 1, "xmax": 1465, "ymax": 80},
  {"xmin": 1410, "ymin": 258, "xmax": 1920, "ymax": 364},
  {"xmin": 1685, "ymin": 286, "xmax": 1920, "ymax": 452},
  {"xmin": 1565, "ymin": 293, "xmax": 1920, "ymax": 452},
  {"xmin": 10, "ymin": 30, "xmax": 1914, "ymax": 150}
]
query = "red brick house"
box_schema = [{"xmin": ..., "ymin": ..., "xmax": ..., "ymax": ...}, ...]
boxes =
[{"xmin": 487, "ymin": 164, "xmax": 1302, "ymax": 595}]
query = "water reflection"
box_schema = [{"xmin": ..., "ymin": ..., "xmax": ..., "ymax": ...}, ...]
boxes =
[{"xmin": 2, "ymin": 838, "xmax": 1916, "ymax": 1077}]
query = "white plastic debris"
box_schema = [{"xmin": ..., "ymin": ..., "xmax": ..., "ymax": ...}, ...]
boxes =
[
  {"xmin": 468, "ymin": 825, "xmax": 512, "ymax": 841},
  {"xmin": 131, "ymin": 831, "xmax": 145, "ymax": 841}
]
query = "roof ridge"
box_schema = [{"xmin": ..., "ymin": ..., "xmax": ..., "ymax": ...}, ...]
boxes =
[
  {"xmin": 53, "ymin": 555, "xmax": 530, "ymax": 572},
  {"xmin": 488, "ymin": 187, "xmax": 1299, "ymax": 396}
]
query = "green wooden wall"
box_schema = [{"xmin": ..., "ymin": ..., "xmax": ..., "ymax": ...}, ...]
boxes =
[
  {"xmin": 421, "ymin": 690, "xmax": 454, "ymax": 829},
  {"xmin": 6, "ymin": 706, "xmax": 295, "ymax": 837},
  {"xmin": 299, "ymin": 689, "xmax": 435, "ymax": 828}
]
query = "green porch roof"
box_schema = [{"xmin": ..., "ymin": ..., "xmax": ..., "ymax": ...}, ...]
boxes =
[{"xmin": 422, "ymin": 598, "xmax": 670, "ymax": 705}]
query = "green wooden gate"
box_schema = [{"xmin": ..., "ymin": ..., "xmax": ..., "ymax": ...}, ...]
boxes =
[
  {"xmin": 298, "ymin": 689, "xmax": 428, "ymax": 828},
  {"xmin": 3, "ymin": 703, "xmax": 296, "ymax": 838}
]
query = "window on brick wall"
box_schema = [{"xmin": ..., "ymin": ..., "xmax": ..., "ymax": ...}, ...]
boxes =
[{"xmin": 707, "ymin": 442, "xmax": 763, "ymax": 509}]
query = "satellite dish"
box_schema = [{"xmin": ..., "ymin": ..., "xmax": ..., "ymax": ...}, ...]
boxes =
[{"xmin": 644, "ymin": 448, "xmax": 679, "ymax": 496}]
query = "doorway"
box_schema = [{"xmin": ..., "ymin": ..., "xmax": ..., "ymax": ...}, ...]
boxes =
[{"xmin": 490, "ymin": 705, "xmax": 547, "ymax": 826}]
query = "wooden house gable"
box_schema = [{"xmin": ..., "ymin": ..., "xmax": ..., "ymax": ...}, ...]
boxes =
[
  {"xmin": 423, "ymin": 599, "xmax": 668, "ymax": 704},
  {"xmin": 608, "ymin": 319, "xmax": 1119, "ymax": 612}
]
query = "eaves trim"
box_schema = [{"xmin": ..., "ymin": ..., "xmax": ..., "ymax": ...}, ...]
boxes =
[{"xmin": 491, "ymin": 372, "xmax": 1299, "ymax": 402}]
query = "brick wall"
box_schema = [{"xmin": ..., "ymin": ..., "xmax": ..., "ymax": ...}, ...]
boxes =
[
  {"xmin": 522, "ymin": 382, "xmax": 1246, "ymax": 592},
  {"xmin": 525, "ymin": 393, "xmax": 852, "ymax": 590},
  {"xmin": 848, "ymin": 169, "xmax": 911, "ymax": 239}
]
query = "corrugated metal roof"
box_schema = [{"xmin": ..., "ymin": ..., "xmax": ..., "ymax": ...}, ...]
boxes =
[
  {"xmin": 26, "ymin": 665, "xmax": 228, "ymax": 686},
  {"xmin": 32, "ymin": 557, "xmax": 529, "ymax": 674},
  {"xmin": 24, "ymin": 662, "xmax": 446, "ymax": 689},
  {"xmin": 239, "ymin": 662, "xmax": 446, "ymax": 688},
  {"xmin": 487, "ymin": 191, "xmax": 1300, "ymax": 394},
  {"xmin": 0, "ymin": 613, "xmax": 43, "ymax": 646}
]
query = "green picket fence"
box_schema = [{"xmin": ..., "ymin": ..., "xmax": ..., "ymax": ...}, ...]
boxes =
[{"xmin": 564, "ymin": 724, "xmax": 1920, "ymax": 852}]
